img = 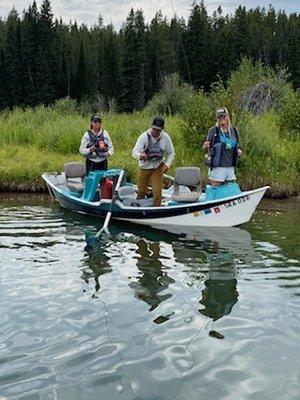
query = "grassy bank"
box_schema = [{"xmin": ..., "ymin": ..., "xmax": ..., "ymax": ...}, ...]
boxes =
[{"xmin": 0, "ymin": 107, "xmax": 298, "ymax": 198}]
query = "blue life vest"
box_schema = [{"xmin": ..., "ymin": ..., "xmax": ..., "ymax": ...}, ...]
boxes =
[{"xmin": 208, "ymin": 126, "xmax": 239, "ymax": 169}]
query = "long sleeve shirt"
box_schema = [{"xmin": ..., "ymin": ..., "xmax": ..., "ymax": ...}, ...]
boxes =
[
  {"xmin": 132, "ymin": 129, "xmax": 175, "ymax": 169},
  {"xmin": 79, "ymin": 129, "xmax": 114, "ymax": 163}
]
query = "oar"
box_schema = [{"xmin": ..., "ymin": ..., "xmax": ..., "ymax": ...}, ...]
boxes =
[{"xmin": 94, "ymin": 169, "xmax": 125, "ymax": 238}]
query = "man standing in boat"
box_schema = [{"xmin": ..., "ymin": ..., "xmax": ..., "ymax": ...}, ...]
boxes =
[
  {"xmin": 79, "ymin": 114, "xmax": 114, "ymax": 172},
  {"xmin": 203, "ymin": 107, "xmax": 243, "ymax": 186},
  {"xmin": 132, "ymin": 117, "xmax": 175, "ymax": 207}
]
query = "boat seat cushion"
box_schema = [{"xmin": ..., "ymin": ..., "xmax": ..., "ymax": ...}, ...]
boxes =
[
  {"xmin": 65, "ymin": 162, "xmax": 86, "ymax": 192},
  {"xmin": 172, "ymin": 191, "xmax": 200, "ymax": 203},
  {"xmin": 171, "ymin": 167, "xmax": 202, "ymax": 203},
  {"xmin": 66, "ymin": 179, "xmax": 85, "ymax": 192},
  {"xmin": 65, "ymin": 162, "xmax": 86, "ymax": 178},
  {"xmin": 117, "ymin": 185, "xmax": 137, "ymax": 206}
]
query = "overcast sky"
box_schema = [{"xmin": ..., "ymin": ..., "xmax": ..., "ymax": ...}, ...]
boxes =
[{"xmin": 1, "ymin": 1, "xmax": 299, "ymax": 28}]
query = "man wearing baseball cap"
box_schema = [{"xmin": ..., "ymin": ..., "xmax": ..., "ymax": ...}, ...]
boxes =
[
  {"xmin": 203, "ymin": 107, "xmax": 243, "ymax": 185},
  {"xmin": 79, "ymin": 114, "xmax": 114, "ymax": 173},
  {"xmin": 132, "ymin": 117, "xmax": 175, "ymax": 206}
]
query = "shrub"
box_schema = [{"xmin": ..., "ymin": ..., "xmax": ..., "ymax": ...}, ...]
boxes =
[
  {"xmin": 279, "ymin": 90, "xmax": 300, "ymax": 134},
  {"xmin": 52, "ymin": 97, "xmax": 77, "ymax": 114},
  {"xmin": 146, "ymin": 73, "xmax": 195, "ymax": 115},
  {"xmin": 180, "ymin": 90, "xmax": 214, "ymax": 150}
]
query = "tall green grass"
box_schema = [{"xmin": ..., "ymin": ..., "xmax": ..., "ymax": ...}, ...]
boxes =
[{"xmin": 0, "ymin": 105, "xmax": 298, "ymax": 197}]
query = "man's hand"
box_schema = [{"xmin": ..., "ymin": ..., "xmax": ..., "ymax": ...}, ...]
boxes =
[
  {"xmin": 237, "ymin": 148, "xmax": 243, "ymax": 157},
  {"xmin": 104, "ymin": 152, "xmax": 110, "ymax": 158},
  {"xmin": 139, "ymin": 152, "xmax": 147, "ymax": 161},
  {"xmin": 161, "ymin": 164, "xmax": 170, "ymax": 173},
  {"xmin": 89, "ymin": 145, "xmax": 97, "ymax": 153},
  {"xmin": 203, "ymin": 141, "xmax": 210, "ymax": 150}
]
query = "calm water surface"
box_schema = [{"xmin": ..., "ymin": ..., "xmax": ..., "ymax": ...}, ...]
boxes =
[{"xmin": 0, "ymin": 194, "xmax": 299, "ymax": 400}]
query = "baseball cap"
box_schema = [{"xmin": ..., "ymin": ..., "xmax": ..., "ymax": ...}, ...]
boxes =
[
  {"xmin": 216, "ymin": 108, "xmax": 229, "ymax": 118},
  {"xmin": 152, "ymin": 117, "xmax": 165, "ymax": 130},
  {"xmin": 91, "ymin": 114, "xmax": 101, "ymax": 123}
]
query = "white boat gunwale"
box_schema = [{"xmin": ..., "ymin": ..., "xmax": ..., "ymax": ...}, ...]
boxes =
[{"xmin": 42, "ymin": 172, "xmax": 269, "ymax": 211}]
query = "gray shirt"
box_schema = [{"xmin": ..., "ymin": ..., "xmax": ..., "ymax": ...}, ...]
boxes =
[
  {"xmin": 79, "ymin": 129, "xmax": 114, "ymax": 163},
  {"xmin": 207, "ymin": 125, "xmax": 239, "ymax": 168},
  {"xmin": 132, "ymin": 129, "xmax": 175, "ymax": 169}
]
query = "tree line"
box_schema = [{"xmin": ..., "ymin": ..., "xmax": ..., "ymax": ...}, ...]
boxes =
[{"xmin": 0, "ymin": 0, "xmax": 299, "ymax": 112}]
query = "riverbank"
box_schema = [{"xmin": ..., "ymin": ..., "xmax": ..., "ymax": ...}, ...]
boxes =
[{"xmin": 0, "ymin": 107, "xmax": 299, "ymax": 198}]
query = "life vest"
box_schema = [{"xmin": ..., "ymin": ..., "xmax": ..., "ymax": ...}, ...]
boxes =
[
  {"xmin": 145, "ymin": 133, "xmax": 164, "ymax": 160},
  {"xmin": 208, "ymin": 126, "xmax": 239, "ymax": 169},
  {"xmin": 88, "ymin": 130, "xmax": 109, "ymax": 155}
]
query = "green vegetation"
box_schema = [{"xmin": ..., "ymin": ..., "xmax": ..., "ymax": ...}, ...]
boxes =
[{"xmin": 0, "ymin": 60, "xmax": 299, "ymax": 198}]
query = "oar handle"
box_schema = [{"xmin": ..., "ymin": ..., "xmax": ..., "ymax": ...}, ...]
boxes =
[{"xmin": 163, "ymin": 173, "xmax": 174, "ymax": 181}]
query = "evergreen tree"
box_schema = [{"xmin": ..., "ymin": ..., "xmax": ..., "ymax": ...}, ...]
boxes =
[
  {"xmin": 0, "ymin": 1, "xmax": 299, "ymax": 108},
  {"xmin": 287, "ymin": 13, "xmax": 300, "ymax": 88},
  {"xmin": 73, "ymin": 39, "xmax": 87, "ymax": 100},
  {"xmin": 4, "ymin": 8, "xmax": 23, "ymax": 107},
  {"xmin": 0, "ymin": 47, "xmax": 8, "ymax": 109},
  {"xmin": 54, "ymin": 19, "xmax": 71, "ymax": 98},
  {"xmin": 21, "ymin": 1, "xmax": 40, "ymax": 106},
  {"xmin": 120, "ymin": 9, "xmax": 148, "ymax": 111},
  {"xmin": 36, "ymin": 0, "xmax": 56, "ymax": 104},
  {"xmin": 186, "ymin": 1, "xmax": 212, "ymax": 89},
  {"xmin": 232, "ymin": 5, "xmax": 250, "ymax": 67},
  {"xmin": 102, "ymin": 24, "xmax": 121, "ymax": 102}
]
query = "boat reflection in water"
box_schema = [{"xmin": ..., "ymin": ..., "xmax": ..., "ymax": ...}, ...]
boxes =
[
  {"xmin": 128, "ymin": 240, "xmax": 175, "ymax": 323},
  {"xmin": 79, "ymin": 215, "xmax": 257, "ymax": 332}
]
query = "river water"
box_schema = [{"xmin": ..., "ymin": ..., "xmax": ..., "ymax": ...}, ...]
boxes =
[{"xmin": 0, "ymin": 194, "xmax": 299, "ymax": 400}]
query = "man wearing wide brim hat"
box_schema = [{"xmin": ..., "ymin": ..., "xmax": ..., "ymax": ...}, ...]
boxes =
[{"xmin": 132, "ymin": 117, "xmax": 175, "ymax": 206}]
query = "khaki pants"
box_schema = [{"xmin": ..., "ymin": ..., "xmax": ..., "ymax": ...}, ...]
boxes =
[{"xmin": 137, "ymin": 164, "xmax": 164, "ymax": 206}]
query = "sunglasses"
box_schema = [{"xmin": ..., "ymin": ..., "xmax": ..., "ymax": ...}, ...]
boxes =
[
  {"xmin": 92, "ymin": 119, "xmax": 101, "ymax": 123},
  {"xmin": 217, "ymin": 114, "xmax": 227, "ymax": 119}
]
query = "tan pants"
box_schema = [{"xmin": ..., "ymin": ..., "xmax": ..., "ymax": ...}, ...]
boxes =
[{"xmin": 137, "ymin": 164, "xmax": 164, "ymax": 206}]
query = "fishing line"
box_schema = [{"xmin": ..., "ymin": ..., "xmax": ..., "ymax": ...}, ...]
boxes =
[{"xmin": 170, "ymin": 301, "xmax": 211, "ymax": 400}]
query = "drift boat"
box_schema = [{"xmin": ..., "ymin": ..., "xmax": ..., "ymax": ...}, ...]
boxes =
[{"xmin": 42, "ymin": 163, "xmax": 269, "ymax": 228}]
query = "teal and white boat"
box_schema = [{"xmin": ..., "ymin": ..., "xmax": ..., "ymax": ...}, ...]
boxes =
[{"xmin": 42, "ymin": 163, "xmax": 269, "ymax": 228}]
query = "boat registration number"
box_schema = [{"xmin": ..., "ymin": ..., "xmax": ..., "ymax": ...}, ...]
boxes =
[{"xmin": 224, "ymin": 195, "xmax": 251, "ymax": 209}]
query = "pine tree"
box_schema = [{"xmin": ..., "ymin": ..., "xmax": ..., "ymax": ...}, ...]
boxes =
[
  {"xmin": 102, "ymin": 24, "xmax": 121, "ymax": 102},
  {"xmin": 120, "ymin": 9, "xmax": 148, "ymax": 111},
  {"xmin": 0, "ymin": 47, "xmax": 8, "ymax": 109},
  {"xmin": 21, "ymin": 1, "xmax": 40, "ymax": 106},
  {"xmin": 4, "ymin": 8, "xmax": 23, "ymax": 107},
  {"xmin": 186, "ymin": 1, "xmax": 212, "ymax": 89},
  {"xmin": 36, "ymin": 0, "xmax": 56, "ymax": 104},
  {"xmin": 73, "ymin": 39, "xmax": 87, "ymax": 100},
  {"xmin": 287, "ymin": 13, "xmax": 300, "ymax": 88}
]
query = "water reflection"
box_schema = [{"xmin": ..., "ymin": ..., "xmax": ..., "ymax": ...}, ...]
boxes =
[
  {"xmin": 199, "ymin": 252, "xmax": 238, "ymax": 321},
  {"xmin": 82, "ymin": 240, "xmax": 112, "ymax": 298},
  {"xmin": 82, "ymin": 223, "xmax": 245, "ymax": 326},
  {"xmin": 129, "ymin": 240, "xmax": 175, "ymax": 312}
]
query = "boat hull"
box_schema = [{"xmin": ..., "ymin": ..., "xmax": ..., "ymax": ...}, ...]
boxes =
[
  {"xmin": 124, "ymin": 189, "xmax": 266, "ymax": 227},
  {"xmin": 43, "ymin": 173, "xmax": 268, "ymax": 228}
]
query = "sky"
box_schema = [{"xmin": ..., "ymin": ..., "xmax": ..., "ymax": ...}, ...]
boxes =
[{"xmin": 0, "ymin": 0, "xmax": 299, "ymax": 28}]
